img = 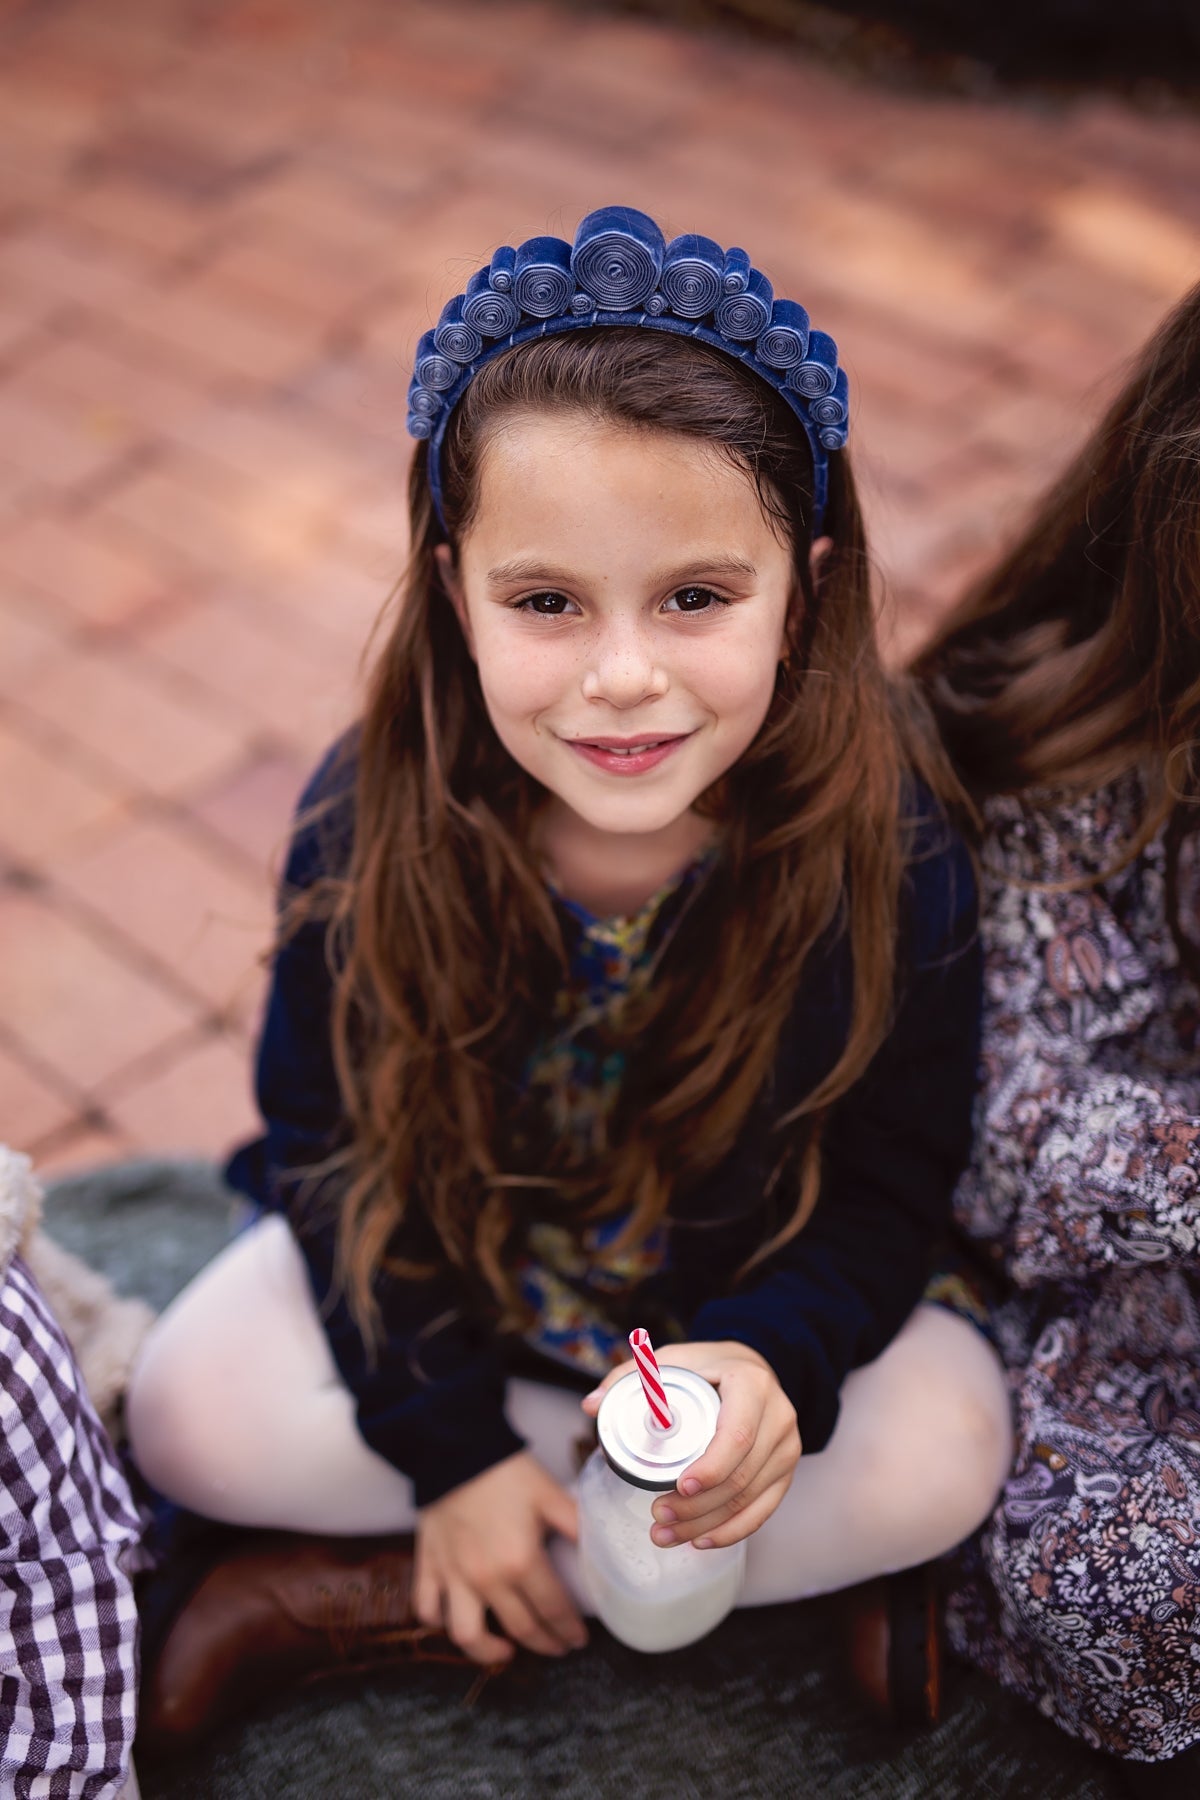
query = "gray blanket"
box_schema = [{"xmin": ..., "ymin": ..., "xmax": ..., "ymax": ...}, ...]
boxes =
[{"xmin": 44, "ymin": 1160, "xmax": 1124, "ymax": 1800}]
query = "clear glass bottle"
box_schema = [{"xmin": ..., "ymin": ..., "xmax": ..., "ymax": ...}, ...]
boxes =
[{"xmin": 577, "ymin": 1365, "xmax": 746, "ymax": 1653}]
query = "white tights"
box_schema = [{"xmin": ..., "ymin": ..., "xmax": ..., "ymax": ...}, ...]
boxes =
[{"xmin": 126, "ymin": 1215, "xmax": 1014, "ymax": 1608}]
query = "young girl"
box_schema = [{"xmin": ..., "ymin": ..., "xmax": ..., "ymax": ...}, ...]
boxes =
[
  {"xmin": 125, "ymin": 207, "xmax": 1011, "ymax": 1744},
  {"xmin": 917, "ymin": 280, "xmax": 1200, "ymax": 1789}
]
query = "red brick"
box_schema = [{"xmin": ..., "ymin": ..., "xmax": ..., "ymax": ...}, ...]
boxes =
[
  {"xmin": 0, "ymin": 515, "xmax": 177, "ymax": 628},
  {"xmin": 61, "ymin": 181, "xmax": 218, "ymax": 264},
  {"xmin": 0, "ymin": 597, "xmax": 68, "ymax": 700},
  {"xmin": 297, "ymin": 349, "xmax": 415, "ymax": 445},
  {"xmin": 30, "ymin": 1124, "xmax": 133, "ymax": 1180},
  {"xmin": 975, "ymin": 388, "xmax": 1097, "ymax": 487},
  {"xmin": 0, "ymin": 81, "xmax": 103, "ymax": 172},
  {"xmin": 852, "ymin": 395, "xmax": 975, "ymax": 505},
  {"xmin": 102, "ymin": 1028, "xmax": 260, "ymax": 1158},
  {"xmin": 189, "ymin": 746, "xmax": 312, "ymax": 871},
  {"xmin": 1050, "ymin": 186, "xmax": 1200, "ymax": 302},
  {"xmin": 0, "ymin": 296, "xmax": 54, "ymax": 366},
  {"xmin": 0, "ymin": 385, "xmax": 132, "ymax": 491},
  {"xmin": 796, "ymin": 191, "xmax": 1012, "ymax": 350},
  {"xmin": 249, "ymin": 554, "xmax": 394, "ymax": 658},
  {"xmin": 75, "ymin": 120, "xmax": 281, "ymax": 207},
  {"xmin": 3, "ymin": 333, "xmax": 207, "ymax": 452},
  {"xmin": 0, "ymin": 222, "xmax": 151, "ymax": 316},
  {"xmin": 0, "ymin": 1040, "xmax": 80, "ymax": 1152},
  {"xmin": 140, "ymin": 590, "xmax": 360, "ymax": 754},
  {"xmin": 106, "ymin": 280, "xmax": 322, "ymax": 390},
  {"xmin": 0, "ymin": 720, "xmax": 125, "ymax": 863},
  {"xmin": 330, "ymin": 471, "xmax": 411, "ymax": 574},
  {"xmin": 0, "ymin": 887, "xmax": 195, "ymax": 1091},
  {"xmin": 0, "ymin": 458, "xmax": 44, "ymax": 535},
  {"xmin": 51, "ymin": 813, "xmax": 272, "ymax": 1018},
  {"xmin": 231, "ymin": 165, "xmax": 432, "ymax": 259},
  {"xmin": 18, "ymin": 641, "xmax": 249, "ymax": 799},
  {"xmin": 96, "ymin": 452, "xmax": 339, "ymax": 585},
  {"xmin": 193, "ymin": 233, "xmax": 390, "ymax": 331},
  {"xmin": 163, "ymin": 398, "xmax": 385, "ymax": 503}
]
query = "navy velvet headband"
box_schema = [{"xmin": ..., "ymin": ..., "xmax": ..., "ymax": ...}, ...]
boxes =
[{"xmin": 406, "ymin": 205, "xmax": 848, "ymax": 538}]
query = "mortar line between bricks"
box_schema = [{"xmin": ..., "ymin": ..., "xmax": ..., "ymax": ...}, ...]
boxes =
[
  {"xmin": 5, "ymin": 871, "xmax": 236, "ymax": 1031},
  {"xmin": 0, "ymin": 690, "xmax": 294, "ymax": 888},
  {"xmin": 0, "ymin": 656, "xmax": 251, "ymax": 778},
  {"xmin": 87, "ymin": 1016, "xmax": 249, "ymax": 1112},
  {"xmin": 0, "ymin": 1018, "xmax": 94, "ymax": 1116}
]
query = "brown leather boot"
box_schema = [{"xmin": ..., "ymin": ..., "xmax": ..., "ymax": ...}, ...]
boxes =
[
  {"xmin": 138, "ymin": 1530, "xmax": 482, "ymax": 1754},
  {"xmin": 845, "ymin": 1565, "xmax": 942, "ymax": 1728}
]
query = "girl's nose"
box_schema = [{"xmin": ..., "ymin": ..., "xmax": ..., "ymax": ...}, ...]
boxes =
[{"xmin": 580, "ymin": 625, "xmax": 669, "ymax": 706}]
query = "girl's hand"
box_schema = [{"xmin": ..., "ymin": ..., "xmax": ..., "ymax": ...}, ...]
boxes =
[
  {"xmin": 582, "ymin": 1340, "xmax": 801, "ymax": 1550},
  {"xmin": 414, "ymin": 1450, "xmax": 588, "ymax": 1666}
]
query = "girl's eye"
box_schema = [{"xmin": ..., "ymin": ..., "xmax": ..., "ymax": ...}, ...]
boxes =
[
  {"xmin": 514, "ymin": 591, "xmax": 577, "ymax": 616},
  {"xmin": 664, "ymin": 586, "xmax": 728, "ymax": 614}
]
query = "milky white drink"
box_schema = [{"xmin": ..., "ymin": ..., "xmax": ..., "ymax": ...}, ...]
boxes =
[{"xmin": 578, "ymin": 1365, "xmax": 746, "ymax": 1653}]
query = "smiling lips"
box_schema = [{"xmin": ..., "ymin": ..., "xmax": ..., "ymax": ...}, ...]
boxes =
[{"xmin": 566, "ymin": 731, "xmax": 693, "ymax": 775}]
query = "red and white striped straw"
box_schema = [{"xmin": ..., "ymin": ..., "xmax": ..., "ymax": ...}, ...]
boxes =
[{"xmin": 629, "ymin": 1327, "xmax": 674, "ymax": 1431}]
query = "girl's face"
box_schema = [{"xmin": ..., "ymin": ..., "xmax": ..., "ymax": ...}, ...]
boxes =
[{"xmin": 440, "ymin": 412, "xmax": 796, "ymax": 865}]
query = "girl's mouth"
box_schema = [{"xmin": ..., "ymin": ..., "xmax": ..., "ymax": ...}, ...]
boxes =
[{"xmin": 566, "ymin": 733, "xmax": 693, "ymax": 776}]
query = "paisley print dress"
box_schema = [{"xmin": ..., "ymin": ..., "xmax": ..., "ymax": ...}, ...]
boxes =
[{"xmin": 946, "ymin": 773, "xmax": 1200, "ymax": 1763}]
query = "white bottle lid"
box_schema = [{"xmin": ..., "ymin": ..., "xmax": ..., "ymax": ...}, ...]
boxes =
[{"xmin": 596, "ymin": 1365, "xmax": 721, "ymax": 1492}]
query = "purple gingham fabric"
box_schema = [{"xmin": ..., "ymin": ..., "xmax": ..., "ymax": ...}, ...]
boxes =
[{"xmin": 0, "ymin": 1254, "xmax": 141, "ymax": 1798}]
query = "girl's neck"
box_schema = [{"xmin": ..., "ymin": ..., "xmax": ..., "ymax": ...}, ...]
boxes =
[{"xmin": 536, "ymin": 802, "xmax": 716, "ymax": 919}]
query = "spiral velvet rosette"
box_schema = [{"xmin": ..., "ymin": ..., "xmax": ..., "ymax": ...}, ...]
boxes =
[
  {"xmin": 514, "ymin": 237, "xmax": 574, "ymax": 318},
  {"xmin": 788, "ymin": 329, "xmax": 839, "ymax": 399},
  {"xmin": 406, "ymin": 205, "xmax": 850, "ymax": 534},
  {"xmin": 462, "ymin": 268, "xmax": 521, "ymax": 339},
  {"xmin": 570, "ymin": 206, "xmax": 664, "ymax": 311},
  {"xmin": 660, "ymin": 234, "xmax": 724, "ymax": 319}
]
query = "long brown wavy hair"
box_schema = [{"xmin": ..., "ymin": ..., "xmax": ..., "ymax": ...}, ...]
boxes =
[
  {"xmin": 915, "ymin": 281, "xmax": 1200, "ymax": 975},
  {"xmin": 305, "ymin": 328, "xmax": 934, "ymax": 1341},
  {"xmin": 917, "ymin": 282, "xmax": 1200, "ymax": 823}
]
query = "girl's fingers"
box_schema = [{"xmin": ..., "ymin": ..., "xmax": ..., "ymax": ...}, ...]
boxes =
[
  {"xmin": 652, "ymin": 1431, "xmax": 774, "ymax": 1536},
  {"xmin": 412, "ymin": 1559, "xmax": 446, "ymax": 1633},
  {"xmin": 673, "ymin": 1376, "xmax": 766, "ymax": 1493},
  {"xmin": 517, "ymin": 1556, "xmax": 589, "ymax": 1652},
  {"xmin": 445, "ymin": 1580, "xmax": 515, "ymax": 1667},
  {"xmin": 490, "ymin": 1584, "xmax": 576, "ymax": 1658},
  {"xmin": 652, "ymin": 1441, "xmax": 796, "ymax": 1545},
  {"xmin": 686, "ymin": 1476, "xmax": 793, "ymax": 1550}
]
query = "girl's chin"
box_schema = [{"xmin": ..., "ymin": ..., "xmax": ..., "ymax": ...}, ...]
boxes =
[{"xmin": 553, "ymin": 797, "xmax": 700, "ymax": 840}]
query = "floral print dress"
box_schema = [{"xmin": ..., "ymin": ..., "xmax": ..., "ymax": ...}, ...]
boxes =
[
  {"xmin": 513, "ymin": 858, "xmax": 713, "ymax": 1379},
  {"xmin": 947, "ymin": 772, "xmax": 1200, "ymax": 1763}
]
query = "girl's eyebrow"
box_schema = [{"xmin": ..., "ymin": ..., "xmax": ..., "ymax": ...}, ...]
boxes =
[{"xmin": 485, "ymin": 554, "xmax": 759, "ymax": 586}]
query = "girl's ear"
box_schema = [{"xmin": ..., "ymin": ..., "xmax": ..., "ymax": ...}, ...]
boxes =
[
  {"xmin": 435, "ymin": 543, "xmax": 475, "ymax": 658},
  {"xmin": 809, "ymin": 535, "xmax": 834, "ymax": 587}
]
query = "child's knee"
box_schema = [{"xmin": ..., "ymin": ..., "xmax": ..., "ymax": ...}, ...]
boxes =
[
  {"xmin": 126, "ymin": 1322, "xmax": 238, "ymax": 1509},
  {"xmin": 937, "ymin": 1383, "xmax": 1015, "ymax": 1534},
  {"xmin": 848, "ymin": 1378, "xmax": 1013, "ymax": 1550}
]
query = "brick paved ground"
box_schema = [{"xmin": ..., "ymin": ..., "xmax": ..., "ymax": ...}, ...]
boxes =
[{"xmin": 1, "ymin": 0, "xmax": 1198, "ymax": 1176}]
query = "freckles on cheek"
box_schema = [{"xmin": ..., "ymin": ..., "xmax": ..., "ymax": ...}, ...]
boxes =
[{"xmin": 478, "ymin": 638, "xmax": 563, "ymax": 727}]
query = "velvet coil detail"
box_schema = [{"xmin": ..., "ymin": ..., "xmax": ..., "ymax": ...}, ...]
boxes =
[
  {"xmin": 406, "ymin": 205, "xmax": 850, "ymax": 536},
  {"xmin": 714, "ymin": 266, "xmax": 774, "ymax": 341},
  {"xmin": 660, "ymin": 234, "xmax": 725, "ymax": 318},
  {"xmin": 514, "ymin": 237, "xmax": 575, "ymax": 318},
  {"xmin": 462, "ymin": 269, "xmax": 521, "ymax": 339},
  {"xmin": 433, "ymin": 297, "xmax": 483, "ymax": 365},
  {"xmin": 756, "ymin": 299, "xmax": 812, "ymax": 370},
  {"xmin": 787, "ymin": 330, "xmax": 839, "ymax": 399},
  {"xmin": 570, "ymin": 206, "xmax": 665, "ymax": 311}
]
